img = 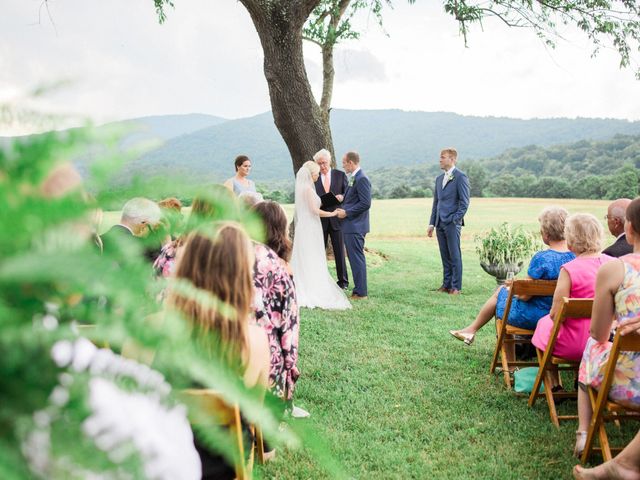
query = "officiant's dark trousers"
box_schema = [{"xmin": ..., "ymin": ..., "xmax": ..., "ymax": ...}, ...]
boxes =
[
  {"xmin": 323, "ymin": 226, "xmax": 348, "ymax": 289},
  {"xmin": 436, "ymin": 222, "xmax": 462, "ymax": 291}
]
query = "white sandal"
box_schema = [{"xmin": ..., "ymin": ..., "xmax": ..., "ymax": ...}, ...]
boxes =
[{"xmin": 573, "ymin": 430, "xmax": 587, "ymax": 458}]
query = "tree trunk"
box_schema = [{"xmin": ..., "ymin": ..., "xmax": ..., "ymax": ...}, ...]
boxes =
[{"xmin": 240, "ymin": 1, "xmax": 332, "ymax": 175}]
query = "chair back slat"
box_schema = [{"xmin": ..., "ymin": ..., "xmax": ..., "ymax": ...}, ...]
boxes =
[
  {"xmin": 182, "ymin": 389, "xmax": 237, "ymax": 426},
  {"xmin": 617, "ymin": 332, "xmax": 640, "ymax": 352},
  {"xmin": 511, "ymin": 279, "xmax": 557, "ymax": 296},
  {"xmin": 563, "ymin": 298, "xmax": 594, "ymax": 319}
]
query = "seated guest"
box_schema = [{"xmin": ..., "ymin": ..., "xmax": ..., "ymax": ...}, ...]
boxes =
[
  {"xmin": 168, "ymin": 223, "xmax": 270, "ymax": 479},
  {"xmin": 252, "ymin": 201, "xmax": 292, "ymax": 274},
  {"xmin": 224, "ymin": 155, "xmax": 256, "ymax": 196},
  {"xmin": 101, "ymin": 197, "xmax": 161, "ymax": 257},
  {"xmin": 238, "ymin": 190, "xmax": 264, "ymax": 208},
  {"xmin": 450, "ymin": 207, "xmax": 574, "ymax": 346},
  {"xmin": 153, "ymin": 190, "xmax": 236, "ymax": 278},
  {"xmin": 158, "ymin": 197, "xmax": 184, "ymax": 240},
  {"xmin": 531, "ymin": 213, "xmax": 613, "ymax": 387},
  {"xmin": 250, "ymin": 202, "xmax": 300, "ymax": 405},
  {"xmin": 602, "ymin": 198, "xmax": 633, "ymax": 257},
  {"xmin": 573, "ymin": 198, "xmax": 640, "ymax": 457}
]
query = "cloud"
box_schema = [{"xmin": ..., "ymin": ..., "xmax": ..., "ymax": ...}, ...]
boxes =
[
  {"xmin": 334, "ymin": 48, "xmax": 387, "ymax": 83},
  {"xmin": 1, "ymin": 0, "xmax": 639, "ymax": 134}
]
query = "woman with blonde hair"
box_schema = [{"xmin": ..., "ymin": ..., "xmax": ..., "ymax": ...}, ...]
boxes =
[
  {"xmin": 290, "ymin": 160, "xmax": 351, "ymax": 310},
  {"xmin": 531, "ymin": 213, "xmax": 614, "ymax": 387}
]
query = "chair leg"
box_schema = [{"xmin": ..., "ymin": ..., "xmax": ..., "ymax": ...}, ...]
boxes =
[
  {"xmin": 543, "ymin": 367, "xmax": 560, "ymax": 428},
  {"xmin": 256, "ymin": 426, "xmax": 265, "ymax": 464},
  {"xmin": 528, "ymin": 349, "xmax": 545, "ymax": 408},
  {"xmin": 501, "ymin": 337, "xmax": 512, "ymax": 389},
  {"xmin": 489, "ymin": 322, "xmax": 503, "ymax": 375},
  {"xmin": 581, "ymin": 387, "xmax": 601, "ymax": 464},
  {"xmin": 599, "ymin": 418, "xmax": 613, "ymax": 462}
]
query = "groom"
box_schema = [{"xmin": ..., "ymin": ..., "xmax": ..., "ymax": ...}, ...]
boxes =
[{"xmin": 336, "ymin": 151, "xmax": 372, "ymax": 300}]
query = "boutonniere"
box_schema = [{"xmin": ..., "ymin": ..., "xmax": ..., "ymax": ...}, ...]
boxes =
[
  {"xmin": 348, "ymin": 176, "xmax": 356, "ymax": 187},
  {"xmin": 447, "ymin": 173, "xmax": 455, "ymax": 182}
]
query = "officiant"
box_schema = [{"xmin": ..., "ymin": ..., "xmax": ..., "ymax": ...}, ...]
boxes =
[{"xmin": 314, "ymin": 148, "xmax": 349, "ymax": 290}]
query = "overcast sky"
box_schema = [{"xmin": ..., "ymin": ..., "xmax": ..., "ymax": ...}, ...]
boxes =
[{"xmin": 1, "ymin": 0, "xmax": 639, "ymax": 135}]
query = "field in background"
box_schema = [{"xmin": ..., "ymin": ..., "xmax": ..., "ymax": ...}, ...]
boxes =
[{"xmin": 103, "ymin": 197, "xmax": 610, "ymax": 240}]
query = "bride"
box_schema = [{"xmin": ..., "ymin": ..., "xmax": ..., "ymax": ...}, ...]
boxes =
[{"xmin": 290, "ymin": 161, "xmax": 352, "ymax": 310}]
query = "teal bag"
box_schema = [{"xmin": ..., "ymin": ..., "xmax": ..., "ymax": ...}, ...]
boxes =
[{"xmin": 514, "ymin": 367, "xmax": 544, "ymax": 394}]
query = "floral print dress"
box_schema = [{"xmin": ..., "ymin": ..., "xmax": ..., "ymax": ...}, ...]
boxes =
[
  {"xmin": 252, "ymin": 243, "xmax": 300, "ymax": 401},
  {"xmin": 579, "ymin": 254, "xmax": 640, "ymax": 407}
]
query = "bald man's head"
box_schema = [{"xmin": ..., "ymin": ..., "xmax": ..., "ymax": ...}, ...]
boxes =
[{"xmin": 607, "ymin": 198, "xmax": 632, "ymax": 237}]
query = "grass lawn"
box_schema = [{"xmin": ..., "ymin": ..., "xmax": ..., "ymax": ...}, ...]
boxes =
[
  {"xmin": 255, "ymin": 198, "xmax": 636, "ymax": 479},
  {"xmin": 106, "ymin": 197, "xmax": 632, "ymax": 478}
]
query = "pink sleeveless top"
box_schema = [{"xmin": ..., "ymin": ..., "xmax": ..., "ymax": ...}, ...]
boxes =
[{"xmin": 532, "ymin": 254, "xmax": 613, "ymax": 360}]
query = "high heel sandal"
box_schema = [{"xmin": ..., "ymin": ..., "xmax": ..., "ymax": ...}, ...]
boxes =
[{"xmin": 449, "ymin": 330, "xmax": 475, "ymax": 346}]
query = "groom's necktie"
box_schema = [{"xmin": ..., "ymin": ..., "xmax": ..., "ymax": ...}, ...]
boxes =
[{"xmin": 323, "ymin": 174, "xmax": 330, "ymax": 193}]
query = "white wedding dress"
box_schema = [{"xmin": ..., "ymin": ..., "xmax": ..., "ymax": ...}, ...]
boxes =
[{"xmin": 290, "ymin": 167, "xmax": 351, "ymax": 310}]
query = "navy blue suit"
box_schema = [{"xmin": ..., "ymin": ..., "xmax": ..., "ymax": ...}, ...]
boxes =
[
  {"xmin": 429, "ymin": 168, "xmax": 470, "ymax": 291},
  {"xmin": 341, "ymin": 169, "xmax": 372, "ymax": 297},
  {"xmin": 315, "ymin": 169, "xmax": 349, "ymax": 288}
]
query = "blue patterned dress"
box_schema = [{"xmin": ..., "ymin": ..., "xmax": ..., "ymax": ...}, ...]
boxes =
[{"xmin": 495, "ymin": 249, "xmax": 576, "ymax": 330}]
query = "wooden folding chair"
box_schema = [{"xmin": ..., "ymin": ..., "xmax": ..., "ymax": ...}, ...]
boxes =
[
  {"xmin": 581, "ymin": 331, "xmax": 640, "ymax": 463},
  {"xmin": 527, "ymin": 298, "xmax": 593, "ymax": 426},
  {"xmin": 489, "ymin": 279, "xmax": 557, "ymax": 389},
  {"xmin": 182, "ymin": 389, "xmax": 253, "ymax": 480}
]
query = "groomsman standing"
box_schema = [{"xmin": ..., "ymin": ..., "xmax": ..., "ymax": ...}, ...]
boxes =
[
  {"xmin": 427, "ymin": 148, "xmax": 470, "ymax": 295},
  {"xmin": 314, "ymin": 148, "xmax": 349, "ymax": 289}
]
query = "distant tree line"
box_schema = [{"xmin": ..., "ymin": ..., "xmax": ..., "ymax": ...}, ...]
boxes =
[
  {"xmin": 96, "ymin": 134, "xmax": 640, "ymax": 208},
  {"xmin": 365, "ymin": 134, "xmax": 640, "ymax": 200}
]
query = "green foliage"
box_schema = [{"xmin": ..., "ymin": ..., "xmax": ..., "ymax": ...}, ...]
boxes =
[
  {"xmin": 475, "ymin": 223, "xmax": 540, "ymax": 266},
  {"xmin": 442, "ymin": 0, "xmax": 640, "ymax": 79},
  {"xmin": 0, "ymin": 124, "xmax": 291, "ymax": 477},
  {"xmin": 303, "ymin": 0, "xmax": 393, "ymax": 48}
]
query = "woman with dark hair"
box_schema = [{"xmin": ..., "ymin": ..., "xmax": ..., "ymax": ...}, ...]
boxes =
[
  {"xmin": 224, "ymin": 155, "xmax": 256, "ymax": 196},
  {"xmin": 250, "ymin": 201, "xmax": 300, "ymax": 414},
  {"xmin": 252, "ymin": 200, "xmax": 292, "ymax": 273}
]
